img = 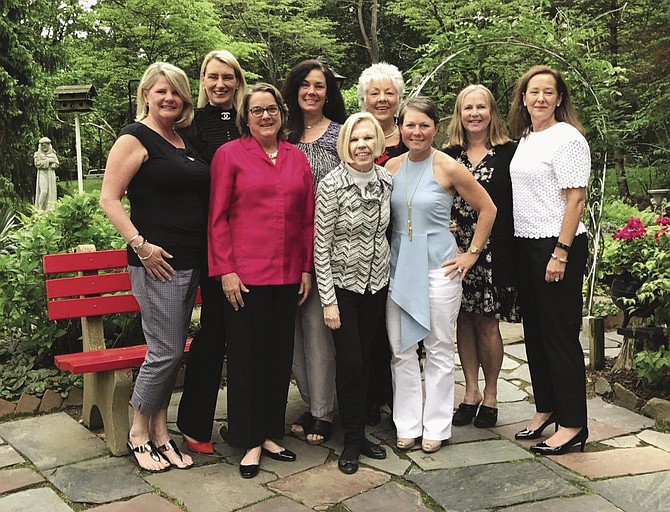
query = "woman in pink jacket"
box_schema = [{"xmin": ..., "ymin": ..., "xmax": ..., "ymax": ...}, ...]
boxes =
[{"xmin": 208, "ymin": 83, "xmax": 315, "ymax": 478}]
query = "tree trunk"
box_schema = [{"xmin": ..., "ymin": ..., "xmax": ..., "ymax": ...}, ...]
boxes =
[
  {"xmin": 357, "ymin": 0, "xmax": 380, "ymax": 64},
  {"xmin": 369, "ymin": 0, "xmax": 379, "ymax": 63},
  {"xmin": 608, "ymin": 1, "xmax": 630, "ymax": 197},
  {"xmin": 614, "ymin": 146, "xmax": 629, "ymax": 197},
  {"xmin": 612, "ymin": 335, "xmax": 636, "ymax": 371}
]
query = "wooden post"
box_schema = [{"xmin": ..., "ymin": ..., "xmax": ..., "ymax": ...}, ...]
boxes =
[{"xmin": 584, "ymin": 315, "xmax": 605, "ymax": 370}]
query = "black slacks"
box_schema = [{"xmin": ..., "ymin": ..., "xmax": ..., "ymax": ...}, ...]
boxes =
[
  {"xmin": 177, "ymin": 273, "xmax": 227, "ymax": 441},
  {"xmin": 331, "ymin": 285, "xmax": 388, "ymax": 448},
  {"xmin": 516, "ymin": 234, "xmax": 588, "ymax": 427},
  {"xmin": 224, "ymin": 284, "xmax": 299, "ymax": 449}
]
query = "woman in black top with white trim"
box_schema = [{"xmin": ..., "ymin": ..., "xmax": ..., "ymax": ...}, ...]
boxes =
[{"xmin": 176, "ymin": 50, "xmax": 247, "ymax": 454}]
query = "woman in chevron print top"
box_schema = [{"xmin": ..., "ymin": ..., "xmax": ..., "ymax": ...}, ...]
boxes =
[{"xmin": 314, "ymin": 112, "xmax": 392, "ymax": 475}]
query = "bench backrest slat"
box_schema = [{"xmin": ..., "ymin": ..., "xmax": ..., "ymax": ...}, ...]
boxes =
[
  {"xmin": 48, "ymin": 295, "xmax": 140, "ymax": 320},
  {"xmin": 43, "ymin": 249, "xmax": 128, "ymax": 274},
  {"xmin": 46, "ymin": 273, "xmax": 132, "ymax": 299},
  {"xmin": 43, "ymin": 249, "xmax": 202, "ymax": 321}
]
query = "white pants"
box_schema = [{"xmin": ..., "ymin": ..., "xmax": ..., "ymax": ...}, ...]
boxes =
[{"xmin": 387, "ymin": 269, "xmax": 461, "ymax": 440}]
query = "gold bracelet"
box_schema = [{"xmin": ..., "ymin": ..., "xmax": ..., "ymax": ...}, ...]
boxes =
[
  {"xmin": 550, "ymin": 252, "xmax": 568, "ymax": 264},
  {"xmin": 138, "ymin": 244, "xmax": 154, "ymax": 261}
]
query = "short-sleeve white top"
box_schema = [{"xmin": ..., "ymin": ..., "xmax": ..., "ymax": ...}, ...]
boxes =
[{"xmin": 510, "ymin": 122, "xmax": 591, "ymax": 238}]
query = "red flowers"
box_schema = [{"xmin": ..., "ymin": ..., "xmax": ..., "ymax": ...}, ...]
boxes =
[{"xmin": 613, "ymin": 217, "xmax": 647, "ymax": 241}]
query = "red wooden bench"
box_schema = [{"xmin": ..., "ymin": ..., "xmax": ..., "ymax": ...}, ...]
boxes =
[{"xmin": 43, "ymin": 245, "xmax": 199, "ymax": 455}]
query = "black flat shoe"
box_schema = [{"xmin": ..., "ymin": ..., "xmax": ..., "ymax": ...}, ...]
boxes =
[
  {"xmin": 361, "ymin": 438, "xmax": 386, "ymax": 460},
  {"xmin": 453, "ymin": 402, "xmax": 479, "ymax": 426},
  {"xmin": 515, "ymin": 413, "xmax": 558, "ymax": 440},
  {"xmin": 261, "ymin": 447, "xmax": 296, "ymax": 462},
  {"xmin": 239, "ymin": 463, "xmax": 260, "ymax": 478},
  {"xmin": 338, "ymin": 453, "xmax": 359, "ymax": 474},
  {"xmin": 530, "ymin": 427, "xmax": 588, "ymax": 455},
  {"xmin": 473, "ymin": 405, "xmax": 498, "ymax": 429}
]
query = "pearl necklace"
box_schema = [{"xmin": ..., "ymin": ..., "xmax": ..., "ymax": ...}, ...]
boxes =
[
  {"xmin": 305, "ymin": 116, "xmax": 324, "ymax": 129},
  {"xmin": 384, "ymin": 125, "xmax": 399, "ymax": 139}
]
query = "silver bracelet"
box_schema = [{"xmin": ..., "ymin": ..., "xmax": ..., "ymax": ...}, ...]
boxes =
[{"xmin": 128, "ymin": 233, "xmax": 141, "ymax": 244}]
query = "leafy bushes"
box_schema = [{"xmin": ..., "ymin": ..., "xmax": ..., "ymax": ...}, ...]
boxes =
[
  {"xmin": 0, "ymin": 192, "xmax": 124, "ymax": 362},
  {"xmin": 635, "ymin": 346, "xmax": 670, "ymax": 384}
]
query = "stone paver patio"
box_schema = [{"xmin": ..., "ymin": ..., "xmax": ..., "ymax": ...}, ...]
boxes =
[{"xmin": 1, "ymin": 322, "xmax": 668, "ymax": 511}]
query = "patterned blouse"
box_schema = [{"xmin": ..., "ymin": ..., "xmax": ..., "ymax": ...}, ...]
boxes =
[{"xmin": 295, "ymin": 121, "xmax": 341, "ymax": 194}]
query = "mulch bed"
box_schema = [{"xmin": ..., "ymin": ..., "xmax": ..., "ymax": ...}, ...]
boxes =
[{"xmin": 587, "ymin": 358, "xmax": 670, "ymax": 404}]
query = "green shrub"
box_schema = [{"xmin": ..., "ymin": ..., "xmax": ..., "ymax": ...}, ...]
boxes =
[
  {"xmin": 0, "ymin": 350, "xmax": 82, "ymax": 402},
  {"xmin": 634, "ymin": 346, "xmax": 670, "ymax": 384},
  {"xmin": 0, "ymin": 192, "xmax": 124, "ymax": 361}
]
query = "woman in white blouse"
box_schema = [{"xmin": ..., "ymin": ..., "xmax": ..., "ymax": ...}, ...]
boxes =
[{"xmin": 508, "ymin": 65, "xmax": 591, "ymax": 455}]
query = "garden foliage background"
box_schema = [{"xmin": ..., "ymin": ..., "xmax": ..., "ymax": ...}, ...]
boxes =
[{"xmin": 1, "ymin": 0, "xmax": 669, "ymax": 397}]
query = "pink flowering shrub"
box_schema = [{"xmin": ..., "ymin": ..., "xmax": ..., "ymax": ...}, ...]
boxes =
[{"xmin": 600, "ymin": 215, "xmax": 669, "ymax": 323}]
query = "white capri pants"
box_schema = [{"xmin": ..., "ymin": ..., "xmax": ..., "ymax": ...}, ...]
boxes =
[{"xmin": 387, "ymin": 268, "xmax": 462, "ymax": 441}]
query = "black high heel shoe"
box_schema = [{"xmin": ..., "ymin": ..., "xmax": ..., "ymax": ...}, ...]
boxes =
[
  {"xmin": 515, "ymin": 413, "xmax": 558, "ymax": 440},
  {"xmin": 530, "ymin": 427, "xmax": 588, "ymax": 455}
]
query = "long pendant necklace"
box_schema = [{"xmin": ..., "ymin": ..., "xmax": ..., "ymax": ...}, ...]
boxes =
[{"xmin": 403, "ymin": 154, "xmax": 431, "ymax": 241}]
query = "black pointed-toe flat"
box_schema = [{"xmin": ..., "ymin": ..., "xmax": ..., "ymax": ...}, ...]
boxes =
[
  {"xmin": 239, "ymin": 463, "xmax": 260, "ymax": 478},
  {"xmin": 261, "ymin": 447, "xmax": 297, "ymax": 462}
]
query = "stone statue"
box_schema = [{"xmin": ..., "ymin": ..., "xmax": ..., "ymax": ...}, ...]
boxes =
[{"xmin": 34, "ymin": 136, "xmax": 59, "ymax": 211}]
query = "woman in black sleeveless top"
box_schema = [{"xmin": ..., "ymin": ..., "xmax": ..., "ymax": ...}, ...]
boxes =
[{"xmin": 101, "ymin": 62, "xmax": 208, "ymax": 472}]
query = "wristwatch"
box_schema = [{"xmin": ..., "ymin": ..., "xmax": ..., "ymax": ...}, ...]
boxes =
[{"xmin": 469, "ymin": 245, "xmax": 480, "ymax": 254}]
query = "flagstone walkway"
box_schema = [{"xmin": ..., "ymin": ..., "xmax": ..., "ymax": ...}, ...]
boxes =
[{"xmin": 1, "ymin": 324, "xmax": 669, "ymax": 512}]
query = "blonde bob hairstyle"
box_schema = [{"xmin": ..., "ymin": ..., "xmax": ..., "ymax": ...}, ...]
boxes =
[
  {"xmin": 336, "ymin": 112, "xmax": 386, "ymax": 165},
  {"xmin": 135, "ymin": 62, "xmax": 194, "ymax": 129},
  {"xmin": 197, "ymin": 50, "xmax": 247, "ymax": 110},
  {"xmin": 447, "ymin": 84, "xmax": 510, "ymax": 148}
]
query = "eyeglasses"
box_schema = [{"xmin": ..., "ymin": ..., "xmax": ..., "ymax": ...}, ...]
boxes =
[{"xmin": 248, "ymin": 105, "xmax": 280, "ymax": 118}]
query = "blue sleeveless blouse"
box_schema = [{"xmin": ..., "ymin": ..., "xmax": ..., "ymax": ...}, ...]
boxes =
[{"xmin": 390, "ymin": 151, "xmax": 457, "ymax": 350}]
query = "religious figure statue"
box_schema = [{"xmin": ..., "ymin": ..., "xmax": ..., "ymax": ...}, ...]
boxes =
[{"xmin": 34, "ymin": 136, "xmax": 59, "ymax": 211}]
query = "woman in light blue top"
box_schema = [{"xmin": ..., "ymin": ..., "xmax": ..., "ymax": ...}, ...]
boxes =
[{"xmin": 385, "ymin": 97, "xmax": 496, "ymax": 453}]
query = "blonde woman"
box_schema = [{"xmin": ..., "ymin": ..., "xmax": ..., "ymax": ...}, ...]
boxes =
[
  {"xmin": 101, "ymin": 62, "xmax": 208, "ymax": 472},
  {"xmin": 314, "ymin": 112, "xmax": 392, "ymax": 474}
]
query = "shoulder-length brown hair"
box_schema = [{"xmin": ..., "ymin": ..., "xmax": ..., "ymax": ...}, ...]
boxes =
[
  {"xmin": 447, "ymin": 84, "xmax": 510, "ymax": 148},
  {"xmin": 237, "ymin": 82, "xmax": 289, "ymax": 140},
  {"xmin": 509, "ymin": 65, "xmax": 584, "ymax": 139}
]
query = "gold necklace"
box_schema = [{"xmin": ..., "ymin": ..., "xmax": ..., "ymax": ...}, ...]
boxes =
[
  {"xmin": 403, "ymin": 154, "xmax": 431, "ymax": 241},
  {"xmin": 305, "ymin": 116, "xmax": 324, "ymax": 129}
]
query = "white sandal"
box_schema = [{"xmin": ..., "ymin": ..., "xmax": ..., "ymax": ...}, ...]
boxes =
[
  {"xmin": 396, "ymin": 438, "xmax": 416, "ymax": 450},
  {"xmin": 421, "ymin": 439, "xmax": 443, "ymax": 453}
]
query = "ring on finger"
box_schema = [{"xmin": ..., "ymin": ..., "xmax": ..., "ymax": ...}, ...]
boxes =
[
  {"xmin": 554, "ymin": 277, "xmax": 560, "ymax": 282},
  {"xmin": 457, "ymin": 268, "xmax": 463, "ymax": 273}
]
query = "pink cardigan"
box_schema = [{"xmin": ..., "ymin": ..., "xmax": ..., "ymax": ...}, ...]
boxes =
[{"xmin": 208, "ymin": 137, "xmax": 314, "ymax": 285}]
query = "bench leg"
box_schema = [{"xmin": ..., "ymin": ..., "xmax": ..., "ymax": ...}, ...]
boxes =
[{"xmin": 82, "ymin": 369, "xmax": 133, "ymax": 456}]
